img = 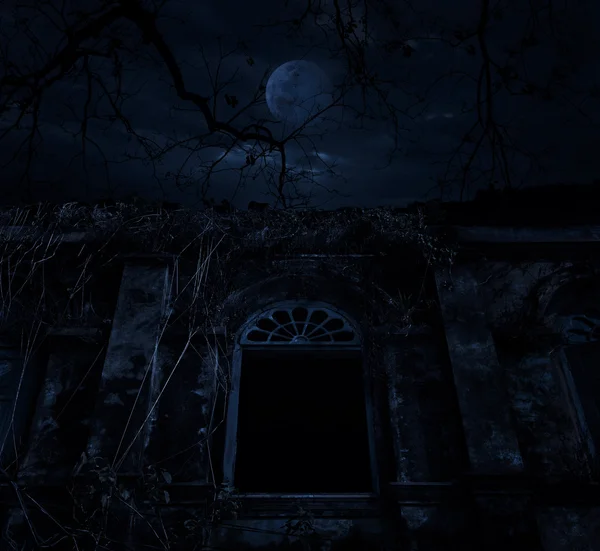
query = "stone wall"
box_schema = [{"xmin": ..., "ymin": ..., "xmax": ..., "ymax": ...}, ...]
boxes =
[{"xmin": 1, "ymin": 216, "xmax": 600, "ymax": 550}]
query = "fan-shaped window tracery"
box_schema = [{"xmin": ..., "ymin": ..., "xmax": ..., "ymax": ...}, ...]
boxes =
[{"xmin": 240, "ymin": 304, "xmax": 359, "ymax": 345}]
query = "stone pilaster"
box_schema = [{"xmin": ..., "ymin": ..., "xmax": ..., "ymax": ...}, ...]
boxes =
[
  {"xmin": 434, "ymin": 264, "xmax": 523, "ymax": 473},
  {"xmin": 85, "ymin": 262, "xmax": 170, "ymax": 473}
]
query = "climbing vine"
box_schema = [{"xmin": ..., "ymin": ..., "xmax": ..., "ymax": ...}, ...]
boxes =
[{"xmin": 0, "ymin": 200, "xmax": 457, "ymax": 549}]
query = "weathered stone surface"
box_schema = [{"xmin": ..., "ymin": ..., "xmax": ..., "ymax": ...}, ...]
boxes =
[
  {"xmin": 499, "ymin": 351, "xmax": 590, "ymax": 479},
  {"xmin": 435, "ymin": 265, "xmax": 524, "ymax": 474},
  {"xmin": 0, "ymin": 345, "xmax": 26, "ymax": 463},
  {"xmin": 208, "ymin": 518, "xmax": 386, "ymax": 550},
  {"xmin": 453, "ymin": 226, "xmax": 600, "ymax": 243},
  {"xmin": 144, "ymin": 337, "xmax": 216, "ymax": 483},
  {"xmin": 85, "ymin": 263, "xmax": 170, "ymax": 472},
  {"xmin": 401, "ymin": 505, "xmax": 474, "ymax": 549},
  {"xmin": 386, "ymin": 336, "xmax": 468, "ymax": 482},
  {"xmin": 19, "ymin": 340, "xmax": 106, "ymax": 484},
  {"xmin": 0, "ymin": 344, "xmax": 45, "ymax": 469},
  {"xmin": 537, "ymin": 507, "xmax": 600, "ymax": 551}
]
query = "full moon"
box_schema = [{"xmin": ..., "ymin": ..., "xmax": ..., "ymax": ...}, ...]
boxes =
[{"xmin": 266, "ymin": 60, "xmax": 332, "ymax": 128}]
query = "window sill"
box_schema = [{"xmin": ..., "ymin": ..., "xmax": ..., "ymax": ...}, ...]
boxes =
[{"xmin": 228, "ymin": 493, "xmax": 381, "ymax": 518}]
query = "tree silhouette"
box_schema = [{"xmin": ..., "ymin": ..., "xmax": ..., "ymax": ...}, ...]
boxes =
[{"xmin": 0, "ymin": 0, "xmax": 597, "ymax": 206}]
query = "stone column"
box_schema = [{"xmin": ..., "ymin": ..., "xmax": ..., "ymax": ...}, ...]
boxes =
[{"xmin": 85, "ymin": 262, "xmax": 170, "ymax": 473}]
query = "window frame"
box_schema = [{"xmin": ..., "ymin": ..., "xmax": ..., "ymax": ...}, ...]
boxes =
[{"xmin": 222, "ymin": 300, "xmax": 380, "ymax": 495}]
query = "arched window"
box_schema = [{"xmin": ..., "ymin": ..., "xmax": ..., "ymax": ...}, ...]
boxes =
[{"xmin": 223, "ymin": 301, "xmax": 376, "ymax": 494}]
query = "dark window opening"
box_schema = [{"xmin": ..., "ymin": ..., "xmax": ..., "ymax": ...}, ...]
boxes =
[{"xmin": 235, "ymin": 349, "xmax": 372, "ymax": 493}]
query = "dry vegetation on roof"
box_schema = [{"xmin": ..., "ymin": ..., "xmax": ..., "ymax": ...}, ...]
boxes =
[{"xmin": 0, "ymin": 201, "xmax": 457, "ymax": 263}]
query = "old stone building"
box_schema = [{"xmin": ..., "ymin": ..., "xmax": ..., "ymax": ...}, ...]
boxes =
[{"xmin": 0, "ymin": 187, "xmax": 599, "ymax": 550}]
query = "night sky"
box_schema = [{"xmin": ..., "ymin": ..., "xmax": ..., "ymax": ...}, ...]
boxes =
[{"xmin": 0, "ymin": 0, "xmax": 598, "ymax": 208}]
